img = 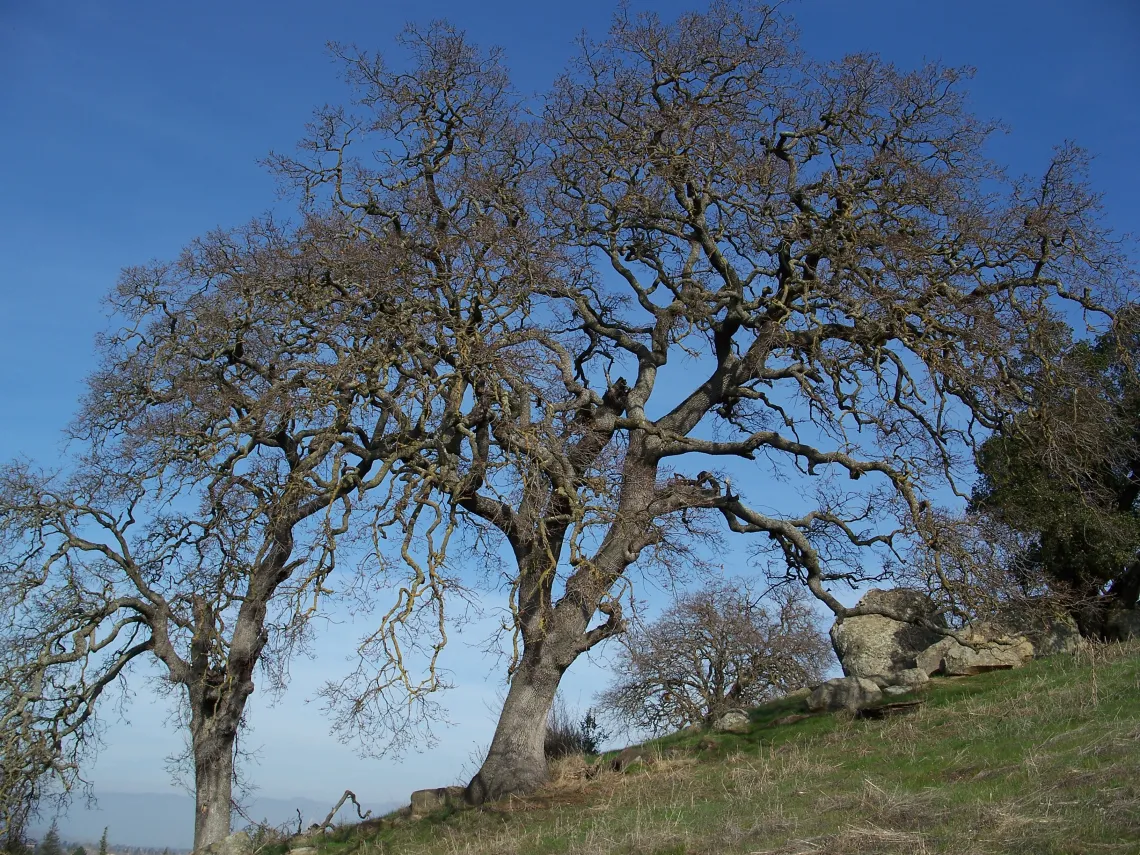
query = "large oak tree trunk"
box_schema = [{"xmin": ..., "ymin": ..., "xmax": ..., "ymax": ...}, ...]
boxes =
[
  {"xmin": 184, "ymin": 566, "xmax": 272, "ymax": 849},
  {"xmin": 463, "ymin": 457, "xmax": 648, "ymax": 805},
  {"xmin": 191, "ymin": 723, "xmax": 236, "ymax": 851},
  {"xmin": 465, "ymin": 653, "xmax": 563, "ymax": 805}
]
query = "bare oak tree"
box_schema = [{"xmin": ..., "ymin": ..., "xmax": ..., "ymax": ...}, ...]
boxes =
[
  {"xmin": 273, "ymin": 0, "xmax": 1134, "ymax": 803},
  {"xmin": 0, "ymin": 215, "xmax": 456, "ymax": 849},
  {"xmin": 598, "ymin": 583, "xmax": 831, "ymax": 736}
]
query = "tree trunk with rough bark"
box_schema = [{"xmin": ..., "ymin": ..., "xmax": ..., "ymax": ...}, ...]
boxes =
[
  {"xmin": 465, "ymin": 654, "xmax": 563, "ymax": 805},
  {"xmin": 191, "ymin": 722, "xmax": 237, "ymax": 851}
]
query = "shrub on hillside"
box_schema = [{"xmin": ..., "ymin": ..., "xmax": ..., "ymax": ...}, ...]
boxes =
[
  {"xmin": 599, "ymin": 583, "xmax": 833, "ymax": 736},
  {"xmin": 544, "ymin": 698, "xmax": 609, "ymax": 759}
]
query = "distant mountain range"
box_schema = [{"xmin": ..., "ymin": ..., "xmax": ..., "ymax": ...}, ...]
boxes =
[{"xmin": 33, "ymin": 791, "xmax": 400, "ymax": 851}]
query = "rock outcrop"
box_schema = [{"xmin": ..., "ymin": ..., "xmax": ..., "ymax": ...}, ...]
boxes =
[
  {"xmin": 830, "ymin": 589, "xmax": 946, "ymax": 680},
  {"xmin": 610, "ymin": 746, "xmax": 654, "ymax": 772},
  {"xmin": 201, "ymin": 832, "xmax": 252, "ymax": 855},
  {"xmin": 915, "ymin": 632, "xmax": 1034, "ymax": 676},
  {"xmin": 1105, "ymin": 609, "xmax": 1140, "ymax": 641},
  {"xmin": 409, "ymin": 785, "xmax": 467, "ymax": 816},
  {"xmin": 1029, "ymin": 617, "xmax": 1086, "ymax": 656},
  {"xmin": 890, "ymin": 667, "xmax": 930, "ymax": 689},
  {"xmin": 711, "ymin": 709, "xmax": 750, "ymax": 733},
  {"xmin": 806, "ymin": 676, "xmax": 882, "ymax": 712},
  {"xmin": 834, "ymin": 589, "xmax": 1088, "ymax": 685},
  {"xmin": 982, "ymin": 605, "xmax": 1086, "ymax": 658}
]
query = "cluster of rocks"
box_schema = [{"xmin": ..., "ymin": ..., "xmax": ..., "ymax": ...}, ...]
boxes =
[{"xmin": 808, "ymin": 588, "xmax": 1087, "ymax": 713}]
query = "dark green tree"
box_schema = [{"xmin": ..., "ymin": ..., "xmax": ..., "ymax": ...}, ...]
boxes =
[
  {"xmin": 33, "ymin": 824, "xmax": 62, "ymax": 855},
  {"xmin": 70, "ymin": 846, "xmax": 86, "ymax": 855},
  {"xmin": 972, "ymin": 316, "xmax": 1140, "ymax": 627},
  {"xmin": 96, "ymin": 829, "xmax": 106, "ymax": 855}
]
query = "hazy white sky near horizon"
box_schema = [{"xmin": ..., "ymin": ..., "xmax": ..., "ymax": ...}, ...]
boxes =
[{"xmin": 2, "ymin": 0, "xmax": 1138, "ymax": 819}]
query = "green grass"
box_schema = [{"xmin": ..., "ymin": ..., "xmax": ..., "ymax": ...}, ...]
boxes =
[{"xmin": 284, "ymin": 641, "xmax": 1140, "ymax": 854}]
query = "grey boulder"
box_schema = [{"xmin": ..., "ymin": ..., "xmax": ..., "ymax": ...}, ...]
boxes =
[
  {"xmin": 806, "ymin": 676, "xmax": 883, "ymax": 712},
  {"xmin": 916, "ymin": 632, "xmax": 1034, "ymax": 677},
  {"xmin": 983, "ymin": 605, "xmax": 1087, "ymax": 658},
  {"xmin": 711, "ymin": 709, "xmax": 751, "ymax": 733},
  {"xmin": 830, "ymin": 589, "xmax": 946, "ymax": 680},
  {"xmin": 200, "ymin": 832, "xmax": 252, "ymax": 855},
  {"xmin": 891, "ymin": 667, "xmax": 930, "ymax": 688},
  {"xmin": 1106, "ymin": 609, "xmax": 1140, "ymax": 641},
  {"xmin": 409, "ymin": 785, "xmax": 467, "ymax": 816}
]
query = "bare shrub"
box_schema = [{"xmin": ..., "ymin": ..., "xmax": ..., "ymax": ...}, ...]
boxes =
[
  {"xmin": 545, "ymin": 697, "xmax": 609, "ymax": 759},
  {"xmin": 598, "ymin": 582, "xmax": 832, "ymax": 736}
]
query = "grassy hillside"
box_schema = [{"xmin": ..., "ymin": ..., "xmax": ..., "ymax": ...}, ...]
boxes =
[{"xmin": 296, "ymin": 641, "xmax": 1140, "ymax": 855}]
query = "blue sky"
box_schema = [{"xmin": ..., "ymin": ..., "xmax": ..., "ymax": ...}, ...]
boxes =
[{"xmin": 2, "ymin": 0, "xmax": 1139, "ymax": 841}]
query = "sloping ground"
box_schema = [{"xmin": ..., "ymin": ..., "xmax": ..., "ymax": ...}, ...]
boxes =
[{"xmin": 302, "ymin": 640, "xmax": 1140, "ymax": 855}]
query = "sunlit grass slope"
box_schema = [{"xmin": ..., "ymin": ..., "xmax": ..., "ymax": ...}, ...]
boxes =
[{"xmin": 301, "ymin": 640, "xmax": 1140, "ymax": 855}]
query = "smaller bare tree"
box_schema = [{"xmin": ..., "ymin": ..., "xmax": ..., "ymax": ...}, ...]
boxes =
[
  {"xmin": 598, "ymin": 582, "xmax": 832, "ymax": 736},
  {"xmin": 0, "ymin": 213, "xmax": 456, "ymax": 850}
]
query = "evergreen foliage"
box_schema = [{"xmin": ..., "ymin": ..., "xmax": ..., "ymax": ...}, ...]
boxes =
[
  {"xmin": 972, "ymin": 316, "xmax": 1140, "ymax": 619},
  {"xmin": 34, "ymin": 824, "xmax": 62, "ymax": 855}
]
